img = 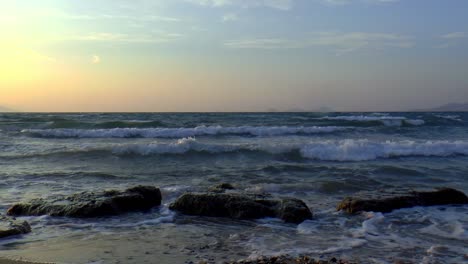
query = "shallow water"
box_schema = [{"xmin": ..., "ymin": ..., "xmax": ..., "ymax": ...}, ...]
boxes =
[{"xmin": 0, "ymin": 112, "xmax": 467, "ymax": 263}]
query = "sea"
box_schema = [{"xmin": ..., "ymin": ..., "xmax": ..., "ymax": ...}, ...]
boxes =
[{"xmin": 0, "ymin": 112, "xmax": 467, "ymax": 264}]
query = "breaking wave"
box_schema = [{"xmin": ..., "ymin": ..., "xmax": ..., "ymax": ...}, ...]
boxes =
[
  {"xmin": 433, "ymin": 115, "xmax": 463, "ymax": 122},
  {"xmin": 122, "ymin": 139, "xmax": 468, "ymax": 161},
  {"xmin": 47, "ymin": 120, "xmax": 166, "ymax": 129},
  {"xmin": 319, "ymin": 116, "xmax": 425, "ymax": 126},
  {"xmin": 11, "ymin": 138, "xmax": 468, "ymax": 161},
  {"xmin": 22, "ymin": 126, "xmax": 347, "ymax": 138},
  {"xmin": 299, "ymin": 139, "xmax": 468, "ymax": 161}
]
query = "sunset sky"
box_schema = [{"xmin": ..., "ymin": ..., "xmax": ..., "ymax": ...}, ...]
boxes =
[{"xmin": 1, "ymin": 0, "xmax": 467, "ymax": 112}]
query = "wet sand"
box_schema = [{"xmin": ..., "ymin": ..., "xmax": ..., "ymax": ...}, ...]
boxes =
[{"xmin": 0, "ymin": 258, "xmax": 54, "ymax": 264}]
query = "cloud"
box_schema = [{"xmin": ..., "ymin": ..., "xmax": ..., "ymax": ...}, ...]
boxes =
[
  {"xmin": 309, "ymin": 32, "xmax": 413, "ymax": 53},
  {"xmin": 33, "ymin": 8, "xmax": 181, "ymax": 22},
  {"xmin": 186, "ymin": 0, "xmax": 230, "ymax": 7},
  {"xmin": 62, "ymin": 13, "xmax": 180, "ymax": 22},
  {"xmin": 436, "ymin": 32, "xmax": 466, "ymax": 48},
  {"xmin": 322, "ymin": 0, "xmax": 350, "ymax": 5},
  {"xmin": 222, "ymin": 13, "xmax": 238, "ymax": 22},
  {"xmin": 225, "ymin": 32, "xmax": 413, "ymax": 53},
  {"xmin": 69, "ymin": 32, "xmax": 183, "ymax": 43},
  {"xmin": 186, "ymin": 0, "xmax": 293, "ymax": 10},
  {"xmin": 258, "ymin": 0, "xmax": 293, "ymax": 10},
  {"xmin": 441, "ymin": 32, "xmax": 466, "ymax": 39},
  {"xmin": 321, "ymin": 0, "xmax": 399, "ymax": 6},
  {"xmin": 225, "ymin": 38, "xmax": 302, "ymax": 49},
  {"xmin": 91, "ymin": 55, "xmax": 101, "ymax": 64}
]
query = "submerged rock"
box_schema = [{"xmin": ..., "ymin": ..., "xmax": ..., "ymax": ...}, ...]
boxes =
[
  {"xmin": 169, "ymin": 193, "xmax": 312, "ymax": 224},
  {"xmin": 7, "ymin": 185, "xmax": 162, "ymax": 218},
  {"xmin": 0, "ymin": 215, "xmax": 31, "ymax": 239},
  {"xmin": 337, "ymin": 188, "xmax": 468, "ymax": 214}
]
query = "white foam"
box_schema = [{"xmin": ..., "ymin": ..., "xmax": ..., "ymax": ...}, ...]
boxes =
[
  {"xmin": 300, "ymin": 139, "xmax": 468, "ymax": 161},
  {"xmin": 361, "ymin": 212, "xmax": 385, "ymax": 236},
  {"xmin": 434, "ymin": 115, "xmax": 463, "ymax": 122},
  {"xmin": 108, "ymin": 214, "xmax": 175, "ymax": 228},
  {"xmin": 245, "ymin": 184, "xmax": 282, "ymax": 193},
  {"xmin": 404, "ymin": 119, "xmax": 425, "ymax": 126},
  {"xmin": 426, "ymin": 245, "xmax": 450, "ymax": 255},
  {"xmin": 111, "ymin": 137, "xmax": 255, "ymax": 155},
  {"xmin": 320, "ymin": 115, "xmax": 425, "ymax": 126},
  {"xmin": 318, "ymin": 238, "xmax": 367, "ymax": 254},
  {"xmin": 420, "ymin": 223, "xmax": 467, "ymax": 241},
  {"xmin": 244, "ymin": 234, "xmax": 366, "ymax": 259},
  {"xmin": 297, "ymin": 220, "xmax": 320, "ymax": 235},
  {"xmin": 161, "ymin": 185, "xmax": 192, "ymax": 193},
  {"xmin": 22, "ymin": 125, "xmax": 346, "ymax": 138},
  {"xmin": 13, "ymin": 138, "xmax": 468, "ymax": 161}
]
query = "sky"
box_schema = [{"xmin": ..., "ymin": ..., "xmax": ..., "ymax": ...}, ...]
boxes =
[{"xmin": 0, "ymin": 0, "xmax": 467, "ymax": 112}]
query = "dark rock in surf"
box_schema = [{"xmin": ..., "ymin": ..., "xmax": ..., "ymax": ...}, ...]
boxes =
[
  {"xmin": 226, "ymin": 255, "xmax": 357, "ymax": 264},
  {"xmin": 7, "ymin": 185, "xmax": 162, "ymax": 218},
  {"xmin": 277, "ymin": 198, "xmax": 314, "ymax": 224},
  {"xmin": 209, "ymin": 183, "xmax": 236, "ymax": 193},
  {"xmin": 169, "ymin": 193, "xmax": 312, "ymax": 224},
  {"xmin": 337, "ymin": 187, "xmax": 468, "ymax": 214},
  {"xmin": 0, "ymin": 215, "xmax": 31, "ymax": 239}
]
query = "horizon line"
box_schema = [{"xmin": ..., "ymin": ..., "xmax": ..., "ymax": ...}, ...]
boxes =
[{"xmin": 1, "ymin": 110, "xmax": 467, "ymax": 114}]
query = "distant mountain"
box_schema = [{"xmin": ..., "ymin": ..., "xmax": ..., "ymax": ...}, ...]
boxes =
[
  {"xmin": 416, "ymin": 102, "xmax": 468, "ymax": 112},
  {"xmin": 0, "ymin": 106, "xmax": 15, "ymax": 112}
]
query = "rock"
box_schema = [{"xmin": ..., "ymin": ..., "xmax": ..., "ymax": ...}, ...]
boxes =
[
  {"xmin": 225, "ymin": 255, "xmax": 356, "ymax": 264},
  {"xmin": 7, "ymin": 185, "xmax": 162, "ymax": 218},
  {"xmin": 209, "ymin": 183, "xmax": 236, "ymax": 193},
  {"xmin": 0, "ymin": 215, "xmax": 31, "ymax": 239},
  {"xmin": 169, "ymin": 193, "xmax": 312, "ymax": 224},
  {"xmin": 337, "ymin": 187, "xmax": 468, "ymax": 214},
  {"xmin": 277, "ymin": 198, "xmax": 313, "ymax": 224}
]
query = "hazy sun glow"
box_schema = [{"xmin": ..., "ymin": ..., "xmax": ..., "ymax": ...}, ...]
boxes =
[{"xmin": 0, "ymin": 45, "xmax": 53, "ymax": 85}]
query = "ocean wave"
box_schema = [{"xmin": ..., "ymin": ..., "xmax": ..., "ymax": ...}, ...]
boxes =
[
  {"xmin": 46, "ymin": 120, "xmax": 166, "ymax": 129},
  {"xmin": 319, "ymin": 115, "xmax": 425, "ymax": 126},
  {"xmin": 5, "ymin": 138, "xmax": 468, "ymax": 161},
  {"xmin": 117, "ymin": 139, "xmax": 468, "ymax": 161},
  {"xmin": 299, "ymin": 139, "xmax": 468, "ymax": 161},
  {"xmin": 433, "ymin": 115, "xmax": 463, "ymax": 122},
  {"xmin": 111, "ymin": 137, "xmax": 251, "ymax": 155},
  {"xmin": 22, "ymin": 125, "xmax": 346, "ymax": 138},
  {"xmin": 16, "ymin": 171, "xmax": 129, "ymax": 180}
]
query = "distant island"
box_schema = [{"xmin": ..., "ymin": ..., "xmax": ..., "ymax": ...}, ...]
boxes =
[
  {"xmin": 0, "ymin": 106, "xmax": 14, "ymax": 112},
  {"xmin": 415, "ymin": 102, "xmax": 468, "ymax": 112}
]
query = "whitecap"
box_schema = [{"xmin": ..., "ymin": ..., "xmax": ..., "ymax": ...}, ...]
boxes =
[
  {"xmin": 434, "ymin": 115, "xmax": 463, "ymax": 122},
  {"xmin": 319, "ymin": 115, "xmax": 425, "ymax": 126},
  {"xmin": 9, "ymin": 138, "xmax": 468, "ymax": 162},
  {"xmin": 299, "ymin": 139, "xmax": 468, "ymax": 161},
  {"xmin": 22, "ymin": 125, "xmax": 347, "ymax": 138},
  {"xmin": 420, "ymin": 221, "xmax": 468, "ymax": 241},
  {"xmin": 111, "ymin": 138, "xmax": 468, "ymax": 161}
]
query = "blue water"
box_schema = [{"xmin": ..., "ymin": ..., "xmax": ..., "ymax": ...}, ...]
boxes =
[{"xmin": 0, "ymin": 112, "xmax": 467, "ymax": 263}]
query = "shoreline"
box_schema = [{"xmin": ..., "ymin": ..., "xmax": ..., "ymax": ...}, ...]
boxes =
[
  {"xmin": 0, "ymin": 255, "xmax": 356, "ymax": 264},
  {"xmin": 0, "ymin": 258, "xmax": 55, "ymax": 264}
]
